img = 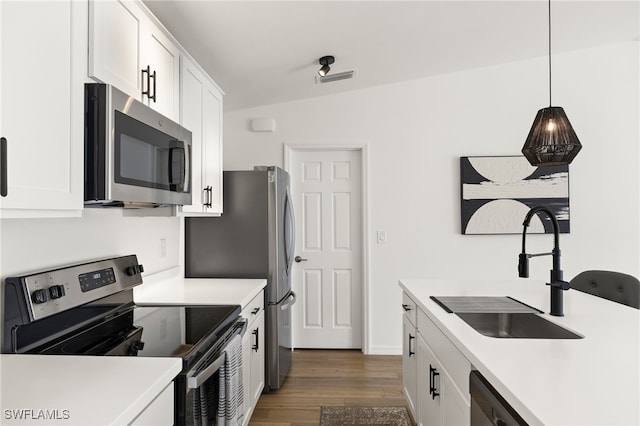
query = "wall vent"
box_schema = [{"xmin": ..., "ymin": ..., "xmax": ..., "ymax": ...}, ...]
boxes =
[{"xmin": 316, "ymin": 69, "xmax": 357, "ymax": 84}]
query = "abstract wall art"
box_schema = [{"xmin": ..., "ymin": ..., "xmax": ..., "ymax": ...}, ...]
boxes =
[{"xmin": 460, "ymin": 156, "xmax": 569, "ymax": 235}]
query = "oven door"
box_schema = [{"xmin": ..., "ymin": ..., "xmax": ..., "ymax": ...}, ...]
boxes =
[{"xmin": 178, "ymin": 319, "xmax": 247, "ymax": 426}]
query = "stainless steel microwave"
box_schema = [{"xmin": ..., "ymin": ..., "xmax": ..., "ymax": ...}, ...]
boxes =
[{"xmin": 84, "ymin": 83, "xmax": 192, "ymax": 208}]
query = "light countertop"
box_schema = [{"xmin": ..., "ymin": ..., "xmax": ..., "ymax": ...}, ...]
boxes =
[
  {"xmin": 0, "ymin": 355, "xmax": 181, "ymax": 425},
  {"xmin": 399, "ymin": 278, "xmax": 640, "ymax": 426},
  {"xmin": 134, "ymin": 275, "xmax": 267, "ymax": 308}
]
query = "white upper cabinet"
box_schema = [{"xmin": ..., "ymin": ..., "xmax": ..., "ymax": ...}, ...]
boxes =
[
  {"xmin": 180, "ymin": 56, "xmax": 224, "ymax": 216},
  {"xmin": 0, "ymin": 0, "xmax": 84, "ymax": 218},
  {"xmin": 89, "ymin": 0, "xmax": 180, "ymax": 121}
]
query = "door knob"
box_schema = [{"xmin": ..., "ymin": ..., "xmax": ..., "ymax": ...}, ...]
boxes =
[{"xmin": 294, "ymin": 256, "xmax": 307, "ymax": 263}]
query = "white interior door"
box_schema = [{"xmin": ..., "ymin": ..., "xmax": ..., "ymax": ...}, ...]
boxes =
[{"xmin": 289, "ymin": 148, "xmax": 362, "ymax": 348}]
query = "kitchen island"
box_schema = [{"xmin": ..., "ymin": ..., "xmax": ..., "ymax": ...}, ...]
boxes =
[
  {"xmin": 0, "ymin": 355, "xmax": 181, "ymax": 425},
  {"xmin": 399, "ymin": 278, "xmax": 639, "ymax": 425}
]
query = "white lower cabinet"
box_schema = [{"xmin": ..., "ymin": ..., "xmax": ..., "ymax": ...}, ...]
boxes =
[
  {"xmin": 417, "ymin": 335, "xmax": 469, "ymax": 426},
  {"xmin": 240, "ymin": 290, "xmax": 265, "ymax": 425},
  {"xmin": 131, "ymin": 382, "xmax": 174, "ymax": 425},
  {"xmin": 402, "ymin": 311, "xmax": 418, "ymax": 419},
  {"xmin": 403, "ymin": 292, "xmax": 471, "ymax": 426}
]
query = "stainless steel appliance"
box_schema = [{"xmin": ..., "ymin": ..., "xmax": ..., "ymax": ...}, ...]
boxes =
[
  {"xmin": 84, "ymin": 83, "xmax": 192, "ymax": 208},
  {"xmin": 470, "ymin": 370, "xmax": 528, "ymax": 426},
  {"xmin": 185, "ymin": 166, "xmax": 296, "ymax": 391},
  {"xmin": 3, "ymin": 255, "xmax": 243, "ymax": 426}
]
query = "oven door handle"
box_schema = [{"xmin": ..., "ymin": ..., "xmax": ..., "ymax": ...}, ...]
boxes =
[{"xmin": 186, "ymin": 319, "xmax": 247, "ymax": 389}]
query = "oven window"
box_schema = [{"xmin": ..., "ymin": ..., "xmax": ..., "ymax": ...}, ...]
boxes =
[{"xmin": 114, "ymin": 110, "xmax": 185, "ymax": 191}]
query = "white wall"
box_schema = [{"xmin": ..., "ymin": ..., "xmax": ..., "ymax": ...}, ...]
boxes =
[
  {"xmin": 223, "ymin": 42, "xmax": 639, "ymax": 354},
  {"xmin": 0, "ymin": 209, "xmax": 180, "ymax": 279}
]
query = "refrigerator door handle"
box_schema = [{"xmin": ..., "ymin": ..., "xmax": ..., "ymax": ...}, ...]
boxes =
[
  {"xmin": 283, "ymin": 186, "xmax": 296, "ymax": 273},
  {"xmin": 280, "ymin": 291, "xmax": 297, "ymax": 311}
]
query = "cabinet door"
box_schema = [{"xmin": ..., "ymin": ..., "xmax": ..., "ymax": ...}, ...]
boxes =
[
  {"xmin": 89, "ymin": 0, "xmax": 179, "ymax": 121},
  {"xmin": 241, "ymin": 322, "xmax": 252, "ymax": 425},
  {"xmin": 179, "ymin": 56, "xmax": 223, "ymax": 216},
  {"xmin": 139, "ymin": 17, "xmax": 180, "ymax": 121},
  {"xmin": 402, "ymin": 315, "xmax": 418, "ymax": 419},
  {"xmin": 89, "ymin": 0, "xmax": 142, "ymax": 98},
  {"xmin": 441, "ymin": 373, "xmax": 470, "ymax": 426},
  {"xmin": 417, "ymin": 335, "xmax": 442, "ymax": 426},
  {"xmin": 201, "ymin": 84, "xmax": 223, "ymax": 214},
  {"xmin": 131, "ymin": 382, "xmax": 174, "ymax": 425},
  {"xmin": 250, "ymin": 312, "xmax": 265, "ymax": 404},
  {"xmin": 180, "ymin": 59, "xmax": 206, "ymax": 213},
  {"xmin": 0, "ymin": 0, "xmax": 83, "ymax": 217}
]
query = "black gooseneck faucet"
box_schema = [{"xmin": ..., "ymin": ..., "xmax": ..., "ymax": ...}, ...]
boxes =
[{"xmin": 518, "ymin": 206, "xmax": 570, "ymax": 316}]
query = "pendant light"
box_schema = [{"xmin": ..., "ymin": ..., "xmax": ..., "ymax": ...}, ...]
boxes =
[{"xmin": 522, "ymin": 0, "xmax": 582, "ymax": 167}]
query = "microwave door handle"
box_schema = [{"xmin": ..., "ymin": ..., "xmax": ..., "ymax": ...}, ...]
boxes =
[{"xmin": 182, "ymin": 140, "xmax": 190, "ymax": 193}]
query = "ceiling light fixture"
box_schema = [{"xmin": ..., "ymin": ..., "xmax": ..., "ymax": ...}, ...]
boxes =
[
  {"xmin": 318, "ymin": 55, "xmax": 335, "ymax": 77},
  {"xmin": 522, "ymin": 0, "xmax": 582, "ymax": 167}
]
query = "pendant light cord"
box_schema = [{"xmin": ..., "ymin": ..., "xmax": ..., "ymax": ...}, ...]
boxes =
[{"xmin": 548, "ymin": 0, "xmax": 552, "ymax": 107}]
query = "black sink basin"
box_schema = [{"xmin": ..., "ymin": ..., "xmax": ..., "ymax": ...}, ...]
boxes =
[{"xmin": 456, "ymin": 312, "xmax": 583, "ymax": 339}]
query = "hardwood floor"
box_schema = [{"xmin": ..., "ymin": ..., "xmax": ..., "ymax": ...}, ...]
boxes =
[{"xmin": 249, "ymin": 349, "xmax": 408, "ymax": 426}]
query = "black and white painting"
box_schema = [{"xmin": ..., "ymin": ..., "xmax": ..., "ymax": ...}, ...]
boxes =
[{"xmin": 460, "ymin": 156, "xmax": 569, "ymax": 235}]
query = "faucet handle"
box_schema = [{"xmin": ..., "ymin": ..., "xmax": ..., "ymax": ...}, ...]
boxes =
[{"xmin": 548, "ymin": 280, "xmax": 570, "ymax": 291}]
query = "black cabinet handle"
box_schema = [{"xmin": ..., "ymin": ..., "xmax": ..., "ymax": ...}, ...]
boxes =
[
  {"xmin": 150, "ymin": 69, "xmax": 156, "ymax": 102},
  {"xmin": 402, "ymin": 304, "xmax": 411, "ymax": 312},
  {"xmin": 141, "ymin": 66, "xmax": 156, "ymax": 102},
  {"xmin": 203, "ymin": 186, "xmax": 212, "ymax": 207},
  {"xmin": 429, "ymin": 365, "xmax": 440, "ymax": 399},
  {"xmin": 408, "ymin": 333, "xmax": 415, "ymax": 357},
  {"xmin": 251, "ymin": 307, "xmax": 260, "ymax": 315},
  {"xmin": 252, "ymin": 328, "xmax": 259, "ymax": 352},
  {"xmin": 1, "ymin": 137, "xmax": 7, "ymax": 197},
  {"xmin": 142, "ymin": 65, "xmax": 151, "ymax": 99}
]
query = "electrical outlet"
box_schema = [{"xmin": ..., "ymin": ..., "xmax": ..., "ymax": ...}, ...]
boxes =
[{"xmin": 160, "ymin": 238, "xmax": 167, "ymax": 257}]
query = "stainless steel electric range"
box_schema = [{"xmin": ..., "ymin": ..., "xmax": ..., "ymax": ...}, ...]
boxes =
[{"xmin": 2, "ymin": 254, "xmax": 244, "ymax": 426}]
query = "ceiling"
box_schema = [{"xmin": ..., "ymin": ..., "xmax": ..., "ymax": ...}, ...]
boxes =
[{"xmin": 143, "ymin": 1, "xmax": 639, "ymax": 111}]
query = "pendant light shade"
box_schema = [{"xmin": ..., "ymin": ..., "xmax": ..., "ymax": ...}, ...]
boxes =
[
  {"xmin": 521, "ymin": 0, "xmax": 582, "ymax": 167},
  {"xmin": 522, "ymin": 106, "xmax": 582, "ymax": 166}
]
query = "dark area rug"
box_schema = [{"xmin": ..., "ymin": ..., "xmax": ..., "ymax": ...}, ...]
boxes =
[{"xmin": 320, "ymin": 406, "xmax": 412, "ymax": 426}]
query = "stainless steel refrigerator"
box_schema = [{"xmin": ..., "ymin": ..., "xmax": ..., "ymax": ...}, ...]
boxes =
[{"xmin": 185, "ymin": 166, "xmax": 296, "ymax": 391}]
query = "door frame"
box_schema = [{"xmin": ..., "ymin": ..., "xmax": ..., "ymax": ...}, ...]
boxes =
[{"xmin": 284, "ymin": 142, "xmax": 371, "ymax": 354}]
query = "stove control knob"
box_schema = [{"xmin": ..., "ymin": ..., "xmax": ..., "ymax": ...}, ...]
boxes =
[
  {"xmin": 129, "ymin": 340, "xmax": 145, "ymax": 355},
  {"xmin": 48, "ymin": 284, "xmax": 65, "ymax": 299},
  {"xmin": 126, "ymin": 264, "xmax": 144, "ymax": 276},
  {"xmin": 31, "ymin": 289, "xmax": 50, "ymax": 304}
]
